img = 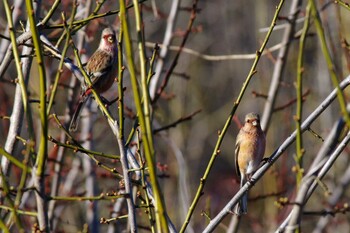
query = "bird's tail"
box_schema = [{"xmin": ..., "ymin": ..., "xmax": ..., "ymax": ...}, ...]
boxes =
[
  {"xmin": 234, "ymin": 174, "xmax": 248, "ymax": 215},
  {"xmin": 69, "ymin": 95, "xmax": 88, "ymax": 132}
]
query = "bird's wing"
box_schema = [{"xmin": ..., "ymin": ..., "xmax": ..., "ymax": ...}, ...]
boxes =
[
  {"xmin": 86, "ymin": 51, "xmax": 114, "ymax": 83},
  {"xmin": 235, "ymin": 136, "xmax": 241, "ymax": 179}
]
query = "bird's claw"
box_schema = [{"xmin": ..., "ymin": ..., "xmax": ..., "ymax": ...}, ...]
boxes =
[{"xmin": 261, "ymin": 157, "xmax": 270, "ymax": 164}]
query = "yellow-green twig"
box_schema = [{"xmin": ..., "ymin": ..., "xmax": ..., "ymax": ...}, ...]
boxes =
[
  {"xmin": 0, "ymin": 205, "xmax": 37, "ymax": 217},
  {"xmin": 335, "ymin": 0, "xmax": 350, "ymax": 11},
  {"xmin": 0, "ymin": 147, "xmax": 32, "ymax": 173},
  {"xmin": 48, "ymin": 193, "xmax": 127, "ymax": 201},
  {"xmin": 295, "ymin": 1, "xmax": 311, "ymax": 188}
]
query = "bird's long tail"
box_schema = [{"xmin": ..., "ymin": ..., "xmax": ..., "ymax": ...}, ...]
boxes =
[
  {"xmin": 234, "ymin": 174, "xmax": 248, "ymax": 215},
  {"xmin": 69, "ymin": 94, "xmax": 89, "ymax": 132}
]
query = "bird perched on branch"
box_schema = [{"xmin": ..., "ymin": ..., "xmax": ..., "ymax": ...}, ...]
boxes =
[
  {"xmin": 234, "ymin": 112, "xmax": 266, "ymax": 215},
  {"xmin": 69, "ymin": 27, "xmax": 118, "ymax": 132}
]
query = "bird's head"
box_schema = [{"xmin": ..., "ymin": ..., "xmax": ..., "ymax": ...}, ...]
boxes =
[
  {"xmin": 244, "ymin": 112, "xmax": 261, "ymax": 128},
  {"xmin": 99, "ymin": 27, "xmax": 117, "ymax": 52}
]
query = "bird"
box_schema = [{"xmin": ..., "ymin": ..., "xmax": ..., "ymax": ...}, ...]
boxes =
[
  {"xmin": 234, "ymin": 112, "xmax": 266, "ymax": 215},
  {"xmin": 69, "ymin": 27, "xmax": 118, "ymax": 132}
]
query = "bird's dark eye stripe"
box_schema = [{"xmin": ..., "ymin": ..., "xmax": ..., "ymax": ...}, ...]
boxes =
[
  {"xmin": 247, "ymin": 118, "xmax": 260, "ymax": 123},
  {"xmin": 103, "ymin": 34, "xmax": 115, "ymax": 40}
]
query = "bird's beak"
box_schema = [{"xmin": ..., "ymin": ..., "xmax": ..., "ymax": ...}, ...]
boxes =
[{"xmin": 252, "ymin": 120, "xmax": 257, "ymax": 126}]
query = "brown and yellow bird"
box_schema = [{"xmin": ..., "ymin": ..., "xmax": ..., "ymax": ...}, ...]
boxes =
[{"xmin": 234, "ymin": 112, "xmax": 266, "ymax": 215}]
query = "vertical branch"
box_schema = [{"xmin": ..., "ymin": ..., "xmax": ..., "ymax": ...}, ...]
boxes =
[
  {"xmin": 0, "ymin": 5, "xmax": 35, "ymax": 194},
  {"xmin": 149, "ymin": 0, "xmax": 180, "ymax": 99},
  {"xmin": 295, "ymin": 2, "xmax": 311, "ymax": 187},
  {"xmin": 133, "ymin": 0, "xmax": 154, "ymax": 155},
  {"xmin": 114, "ymin": 124, "xmax": 138, "ymax": 232},
  {"xmin": 115, "ymin": 27, "xmax": 138, "ymax": 232},
  {"xmin": 118, "ymin": 27, "xmax": 125, "ymax": 143},
  {"xmin": 119, "ymin": 1, "xmax": 168, "ymax": 232},
  {"xmin": 25, "ymin": 0, "xmax": 49, "ymax": 230}
]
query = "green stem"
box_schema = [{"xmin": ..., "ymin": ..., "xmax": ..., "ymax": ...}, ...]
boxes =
[
  {"xmin": 295, "ymin": 2, "xmax": 311, "ymax": 188},
  {"xmin": 0, "ymin": 218, "xmax": 10, "ymax": 233},
  {"xmin": 48, "ymin": 193, "xmax": 127, "ymax": 201},
  {"xmin": 147, "ymin": 45, "xmax": 159, "ymax": 84},
  {"xmin": 0, "ymin": 205, "xmax": 37, "ymax": 217},
  {"xmin": 335, "ymin": 0, "xmax": 350, "ymax": 11},
  {"xmin": 132, "ymin": 0, "xmax": 154, "ymax": 153},
  {"xmin": 118, "ymin": 27, "xmax": 125, "ymax": 139},
  {"xmin": 48, "ymin": 136, "xmax": 120, "ymax": 160},
  {"xmin": 40, "ymin": 0, "xmax": 61, "ymax": 25},
  {"xmin": 25, "ymin": 0, "xmax": 48, "ymax": 173},
  {"xmin": 119, "ymin": 0, "xmax": 168, "ymax": 232},
  {"xmin": 0, "ymin": 147, "xmax": 31, "ymax": 172},
  {"xmin": 26, "ymin": 0, "xmax": 49, "ymax": 230},
  {"xmin": 125, "ymin": 45, "xmax": 158, "ymax": 147}
]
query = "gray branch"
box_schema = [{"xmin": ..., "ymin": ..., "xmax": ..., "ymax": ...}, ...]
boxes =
[{"xmin": 149, "ymin": 0, "xmax": 181, "ymax": 99}]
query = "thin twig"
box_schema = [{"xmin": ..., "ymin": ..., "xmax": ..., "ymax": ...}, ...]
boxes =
[{"xmin": 153, "ymin": 109, "xmax": 201, "ymax": 133}]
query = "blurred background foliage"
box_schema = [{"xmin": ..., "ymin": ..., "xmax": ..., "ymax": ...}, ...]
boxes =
[{"xmin": 1, "ymin": 0, "xmax": 350, "ymax": 232}]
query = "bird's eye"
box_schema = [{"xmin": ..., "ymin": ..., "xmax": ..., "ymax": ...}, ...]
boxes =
[
  {"xmin": 247, "ymin": 119, "xmax": 250, "ymax": 123},
  {"xmin": 108, "ymin": 36, "xmax": 115, "ymax": 43}
]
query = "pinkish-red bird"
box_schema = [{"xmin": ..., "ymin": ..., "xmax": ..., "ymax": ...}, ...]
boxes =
[{"xmin": 69, "ymin": 27, "xmax": 118, "ymax": 132}]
